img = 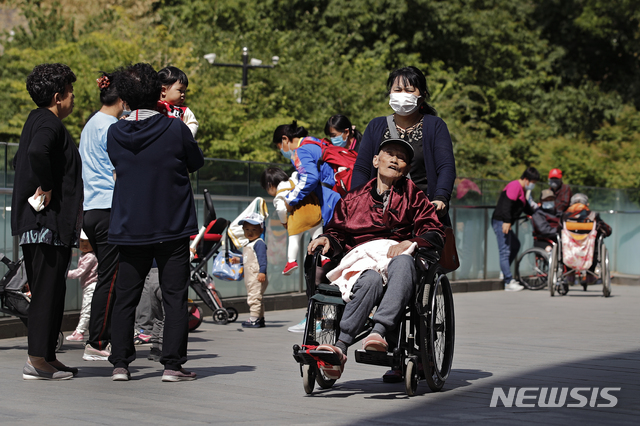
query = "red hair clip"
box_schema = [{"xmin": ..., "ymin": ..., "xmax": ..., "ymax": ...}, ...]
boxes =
[{"xmin": 97, "ymin": 75, "xmax": 110, "ymax": 89}]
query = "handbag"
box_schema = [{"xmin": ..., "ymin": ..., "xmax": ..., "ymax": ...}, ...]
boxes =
[
  {"xmin": 211, "ymin": 250, "xmax": 244, "ymax": 281},
  {"xmin": 438, "ymin": 227, "xmax": 460, "ymax": 273}
]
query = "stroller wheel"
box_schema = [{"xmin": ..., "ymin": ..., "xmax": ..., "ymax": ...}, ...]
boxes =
[
  {"xmin": 226, "ymin": 307, "xmax": 238, "ymax": 323},
  {"xmin": 212, "ymin": 308, "xmax": 229, "ymax": 325},
  {"xmin": 558, "ymin": 282, "xmax": 569, "ymax": 296},
  {"xmin": 56, "ymin": 331, "xmax": 64, "ymax": 352}
]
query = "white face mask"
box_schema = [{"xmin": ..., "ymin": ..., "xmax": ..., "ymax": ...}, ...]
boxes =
[{"xmin": 389, "ymin": 93, "xmax": 420, "ymax": 116}]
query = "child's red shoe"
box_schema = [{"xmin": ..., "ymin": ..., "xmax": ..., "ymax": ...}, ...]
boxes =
[{"xmin": 282, "ymin": 261, "xmax": 299, "ymax": 275}]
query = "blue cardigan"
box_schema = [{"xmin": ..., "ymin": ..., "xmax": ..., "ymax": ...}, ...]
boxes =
[{"xmin": 352, "ymin": 115, "xmax": 456, "ymax": 204}]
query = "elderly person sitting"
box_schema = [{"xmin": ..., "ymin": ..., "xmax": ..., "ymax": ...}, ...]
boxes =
[{"xmin": 307, "ymin": 138, "xmax": 445, "ymax": 381}]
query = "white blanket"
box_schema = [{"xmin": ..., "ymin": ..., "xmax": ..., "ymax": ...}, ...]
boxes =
[{"xmin": 326, "ymin": 239, "xmax": 417, "ymax": 302}]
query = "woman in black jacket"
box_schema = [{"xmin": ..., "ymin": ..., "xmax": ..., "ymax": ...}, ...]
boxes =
[
  {"xmin": 352, "ymin": 66, "xmax": 456, "ymax": 227},
  {"xmin": 106, "ymin": 63, "xmax": 204, "ymax": 382},
  {"xmin": 12, "ymin": 63, "xmax": 82, "ymax": 380}
]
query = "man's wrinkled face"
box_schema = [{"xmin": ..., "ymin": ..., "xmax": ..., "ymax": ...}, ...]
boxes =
[{"xmin": 373, "ymin": 144, "xmax": 411, "ymax": 180}]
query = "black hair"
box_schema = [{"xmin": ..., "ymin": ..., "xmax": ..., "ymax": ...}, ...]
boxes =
[
  {"xmin": 260, "ymin": 167, "xmax": 290, "ymax": 191},
  {"xmin": 324, "ymin": 114, "xmax": 363, "ymax": 144},
  {"xmin": 26, "ymin": 63, "xmax": 76, "ymax": 108},
  {"xmin": 113, "ymin": 63, "xmax": 161, "ymax": 111},
  {"xmin": 97, "ymin": 71, "xmax": 120, "ymax": 106},
  {"xmin": 272, "ymin": 120, "xmax": 308, "ymax": 146},
  {"xmin": 386, "ymin": 66, "xmax": 436, "ymax": 116},
  {"xmin": 158, "ymin": 66, "xmax": 189, "ymax": 87},
  {"xmin": 521, "ymin": 167, "xmax": 541, "ymax": 182}
]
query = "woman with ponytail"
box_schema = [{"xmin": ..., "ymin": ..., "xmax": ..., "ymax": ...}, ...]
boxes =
[
  {"xmin": 78, "ymin": 70, "xmax": 125, "ymax": 362},
  {"xmin": 272, "ymin": 121, "xmax": 341, "ymax": 228},
  {"xmin": 324, "ymin": 114, "xmax": 362, "ymax": 152},
  {"xmin": 352, "ymin": 66, "xmax": 456, "ymax": 227},
  {"xmin": 273, "ymin": 120, "xmax": 342, "ymax": 332}
]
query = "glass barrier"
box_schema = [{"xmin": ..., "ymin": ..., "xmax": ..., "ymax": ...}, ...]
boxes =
[{"xmin": 1, "ymin": 141, "xmax": 639, "ymax": 319}]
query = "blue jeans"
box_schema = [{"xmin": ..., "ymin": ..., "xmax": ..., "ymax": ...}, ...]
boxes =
[{"xmin": 492, "ymin": 219, "xmax": 521, "ymax": 284}]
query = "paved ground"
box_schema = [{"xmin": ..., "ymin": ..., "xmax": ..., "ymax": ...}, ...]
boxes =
[{"xmin": 0, "ymin": 284, "xmax": 638, "ymax": 425}]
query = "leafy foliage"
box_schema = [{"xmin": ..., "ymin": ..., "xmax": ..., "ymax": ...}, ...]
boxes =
[{"xmin": 1, "ymin": 0, "xmax": 640, "ymax": 188}]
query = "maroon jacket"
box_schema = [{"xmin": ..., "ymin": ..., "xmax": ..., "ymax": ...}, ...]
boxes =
[
  {"xmin": 554, "ymin": 183, "xmax": 572, "ymax": 212},
  {"xmin": 322, "ymin": 177, "xmax": 445, "ymax": 257}
]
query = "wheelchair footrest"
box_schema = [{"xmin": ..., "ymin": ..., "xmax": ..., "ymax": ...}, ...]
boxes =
[
  {"xmin": 293, "ymin": 346, "xmax": 342, "ymax": 366},
  {"xmin": 354, "ymin": 349, "xmax": 393, "ymax": 367}
]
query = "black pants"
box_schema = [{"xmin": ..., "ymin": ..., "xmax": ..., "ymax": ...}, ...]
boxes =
[
  {"xmin": 83, "ymin": 209, "xmax": 119, "ymax": 351},
  {"xmin": 22, "ymin": 243, "xmax": 71, "ymax": 361},
  {"xmin": 108, "ymin": 238, "xmax": 190, "ymax": 371}
]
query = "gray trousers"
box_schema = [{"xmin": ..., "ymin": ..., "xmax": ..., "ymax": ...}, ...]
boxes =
[
  {"xmin": 134, "ymin": 268, "xmax": 163, "ymax": 348},
  {"xmin": 338, "ymin": 255, "xmax": 416, "ymax": 345}
]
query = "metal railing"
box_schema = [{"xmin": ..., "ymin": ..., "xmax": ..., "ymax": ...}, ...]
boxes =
[{"xmin": 2, "ymin": 141, "xmax": 639, "ymax": 315}]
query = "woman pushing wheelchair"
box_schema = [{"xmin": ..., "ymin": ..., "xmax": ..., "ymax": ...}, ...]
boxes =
[{"xmin": 306, "ymin": 138, "xmax": 445, "ymax": 381}]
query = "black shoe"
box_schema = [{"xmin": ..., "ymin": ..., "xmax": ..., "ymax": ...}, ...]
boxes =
[
  {"xmin": 147, "ymin": 347, "xmax": 162, "ymax": 362},
  {"xmin": 23, "ymin": 362, "xmax": 72, "ymax": 381},
  {"xmin": 382, "ymin": 368, "xmax": 403, "ymax": 383},
  {"xmin": 242, "ymin": 318, "xmax": 265, "ymax": 328}
]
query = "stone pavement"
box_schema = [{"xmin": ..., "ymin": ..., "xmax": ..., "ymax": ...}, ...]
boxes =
[{"xmin": 0, "ymin": 284, "xmax": 638, "ymax": 425}]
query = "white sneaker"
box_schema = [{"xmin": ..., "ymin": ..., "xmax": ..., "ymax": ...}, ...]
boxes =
[
  {"xmin": 504, "ymin": 279, "xmax": 524, "ymax": 292},
  {"xmin": 288, "ymin": 318, "xmax": 306, "ymax": 333},
  {"xmin": 83, "ymin": 343, "xmax": 111, "ymax": 361}
]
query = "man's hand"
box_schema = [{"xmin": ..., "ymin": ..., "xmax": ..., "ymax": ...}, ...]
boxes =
[
  {"xmin": 502, "ymin": 222, "xmax": 512, "ymax": 234},
  {"xmin": 229, "ymin": 256, "xmax": 241, "ymax": 264},
  {"xmin": 307, "ymin": 236, "xmax": 330, "ymax": 255},
  {"xmin": 387, "ymin": 240, "xmax": 414, "ymax": 258},
  {"xmin": 258, "ymin": 272, "xmax": 266, "ymax": 283}
]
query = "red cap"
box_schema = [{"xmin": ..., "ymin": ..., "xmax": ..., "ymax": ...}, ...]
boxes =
[{"xmin": 549, "ymin": 168, "xmax": 562, "ymax": 179}]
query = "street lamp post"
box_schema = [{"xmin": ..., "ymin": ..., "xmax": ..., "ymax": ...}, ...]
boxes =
[{"xmin": 204, "ymin": 47, "xmax": 279, "ymax": 102}]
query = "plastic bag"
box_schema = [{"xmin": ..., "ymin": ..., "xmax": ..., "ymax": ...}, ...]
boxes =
[{"xmin": 211, "ymin": 251, "xmax": 244, "ymax": 281}]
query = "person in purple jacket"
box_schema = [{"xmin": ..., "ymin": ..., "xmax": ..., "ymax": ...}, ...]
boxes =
[
  {"xmin": 491, "ymin": 167, "xmax": 540, "ymax": 291},
  {"xmin": 352, "ymin": 66, "xmax": 456, "ymax": 226}
]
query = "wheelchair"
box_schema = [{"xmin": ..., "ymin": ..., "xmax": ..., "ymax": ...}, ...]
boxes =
[
  {"xmin": 292, "ymin": 247, "xmax": 455, "ymax": 396},
  {"xmin": 548, "ymin": 216, "xmax": 612, "ymax": 297},
  {"xmin": 514, "ymin": 236, "xmax": 556, "ymax": 291}
]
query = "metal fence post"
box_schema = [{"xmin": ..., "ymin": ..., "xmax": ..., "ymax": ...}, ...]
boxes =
[{"xmin": 483, "ymin": 208, "xmax": 488, "ymax": 280}]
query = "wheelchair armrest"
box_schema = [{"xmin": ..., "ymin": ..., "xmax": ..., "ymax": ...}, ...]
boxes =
[{"xmin": 415, "ymin": 247, "xmax": 440, "ymax": 272}]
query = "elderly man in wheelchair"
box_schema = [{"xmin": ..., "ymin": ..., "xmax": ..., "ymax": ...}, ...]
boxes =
[
  {"xmin": 292, "ymin": 138, "xmax": 454, "ymax": 396},
  {"xmin": 549, "ymin": 193, "xmax": 613, "ymax": 297}
]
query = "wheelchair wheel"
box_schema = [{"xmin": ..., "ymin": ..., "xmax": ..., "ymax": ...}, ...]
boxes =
[
  {"xmin": 309, "ymin": 301, "xmax": 342, "ymax": 346},
  {"xmin": 405, "ymin": 357, "xmax": 419, "ymax": 396},
  {"xmin": 302, "ymin": 364, "xmax": 316, "ymax": 394},
  {"xmin": 419, "ymin": 269, "xmax": 455, "ymax": 392},
  {"xmin": 548, "ymin": 244, "xmax": 559, "ymax": 297},
  {"xmin": 602, "ymin": 246, "xmax": 612, "ymax": 297},
  {"xmin": 515, "ymin": 247, "xmax": 550, "ymax": 290},
  {"xmin": 212, "ymin": 308, "xmax": 229, "ymax": 325},
  {"xmin": 314, "ymin": 364, "xmax": 337, "ymax": 389}
]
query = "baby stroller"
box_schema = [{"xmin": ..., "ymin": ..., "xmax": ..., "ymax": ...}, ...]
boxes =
[
  {"xmin": 188, "ymin": 189, "xmax": 238, "ymax": 325},
  {"xmin": 0, "ymin": 254, "xmax": 64, "ymax": 351},
  {"xmin": 548, "ymin": 211, "xmax": 612, "ymax": 297}
]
